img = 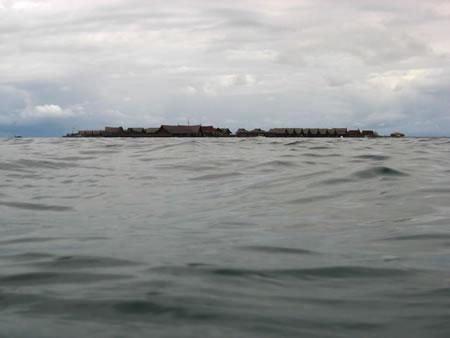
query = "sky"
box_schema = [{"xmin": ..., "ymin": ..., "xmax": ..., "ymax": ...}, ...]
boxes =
[{"xmin": 0, "ymin": 0, "xmax": 449, "ymax": 136}]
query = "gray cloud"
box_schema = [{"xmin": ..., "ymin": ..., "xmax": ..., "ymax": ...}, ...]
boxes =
[{"xmin": 0, "ymin": 0, "xmax": 449, "ymax": 136}]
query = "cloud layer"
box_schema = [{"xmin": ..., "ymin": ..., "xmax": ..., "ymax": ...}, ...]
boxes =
[{"xmin": 1, "ymin": 0, "xmax": 449, "ymax": 136}]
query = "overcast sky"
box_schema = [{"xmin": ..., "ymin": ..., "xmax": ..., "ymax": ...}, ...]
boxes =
[{"xmin": 1, "ymin": 0, "xmax": 449, "ymax": 136}]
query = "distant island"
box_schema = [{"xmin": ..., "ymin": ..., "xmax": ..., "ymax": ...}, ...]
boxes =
[{"xmin": 65, "ymin": 125, "xmax": 405, "ymax": 138}]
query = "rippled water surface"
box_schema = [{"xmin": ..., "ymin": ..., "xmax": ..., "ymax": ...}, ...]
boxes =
[{"xmin": 1, "ymin": 137, "xmax": 450, "ymax": 337}]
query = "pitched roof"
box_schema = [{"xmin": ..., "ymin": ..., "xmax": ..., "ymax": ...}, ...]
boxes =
[
  {"xmin": 105, "ymin": 126, "xmax": 123, "ymax": 132},
  {"xmin": 128, "ymin": 128, "xmax": 144, "ymax": 133},
  {"xmin": 160, "ymin": 125, "xmax": 202, "ymax": 135},
  {"xmin": 250, "ymin": 128, "xmax": 266, "ymax": 135},
  {"xmin": 286, "ymin": 128, "xmax": 297, "ymax": 135},
  {"xmin": 201, "ymin": 126, "xmax": 216, "ymax": 133},
  {"xmin": 269, "ymin": 128, "xmax": 288, "ymax": 134},
  {"xmin": 334, "ymin": 128, "xmax": 347, "ymax": 135},
  {"xmin": 218, "ymin": 128, "xmax": 231, "ymax": 134}
]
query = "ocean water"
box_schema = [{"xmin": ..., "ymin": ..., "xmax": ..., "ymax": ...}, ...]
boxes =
[{"xmin": 1, "ymin": 137, "xmax": 450, "ymax": 338}]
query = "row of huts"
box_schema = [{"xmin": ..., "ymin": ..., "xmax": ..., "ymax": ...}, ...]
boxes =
[
  {"xmin": 66, "ymin": 126, "xmax": 379, "ymax": 138},
  {"xmin": 237, "ymin": 128, "xmax": 377, "ymax": 137},
  {"xmin": 69, "ymin": 125, "xmax": 232, "ymax": 138}
]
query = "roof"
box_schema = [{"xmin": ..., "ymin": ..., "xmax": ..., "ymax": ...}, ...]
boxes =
[
  {"xmin": 79, "ymin": 130, "xmax": 94, "ymax": 135},
  {"xmin": 160, "ymin": 125, "xmax": 202, "ymax": 135},
  {"xmin": 286, "ymin": 128, "xmax": 297, "ymax": 135},
  {"xmin": 348, "ymin": 129, "xmax": 362, "ymax": 136},
  {"xmin": 362, "ymin": 130, "xmax": 375, "ymax": 135},
  {"xmin": 105, "ymin": 126, "xmax": 123, "ymax": 132},
  {"xmin": 334, "ymin": 128, "xmax": 347, "ymax": 135},
  {"xmin": 145, "ymin": 128, "xmax": 159, "ymax": 134},
  {"xmin": 201, "ymin": 126, "xmax": 216, "ymax": 133},
  {"xmin": 128, "ymin": 128, "xmax": 144, "ymax": 133},
  {"xmin": 269, "ymin": 128, "xmax": 288, "ymax": 134}
]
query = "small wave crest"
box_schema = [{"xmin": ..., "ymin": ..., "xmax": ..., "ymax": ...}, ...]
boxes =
[
  {"xmin": 241, "ymin": 245, "xmax": 315, "ymax": 255},
  {"xmin": 353, "ymin": 166, "xmax": 408, "ymax": 179},
  {"xmin": 150, "ymin": 265, "xmax": 414, "ymax": 280},
  {"xmin": 0, "ymin": 201, "xmax": 73, "ymax": 211},
  {"xmin": 0, "ymin": 272, "xmax": 131, "ymax": 285},
  {"xmin": 354, "ymin": 154, "xmax": 390, "ymax": 161}
]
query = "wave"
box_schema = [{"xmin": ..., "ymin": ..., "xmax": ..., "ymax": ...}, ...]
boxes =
[
  {"xmin": 288, "ymin": 195, "xmax": 335, "ymax": 204},
  {"xmin": 387, "ymin": 233, "xmax": 450, "ymax": 241},
  {"xmin": 0, "ymin": 291, "xmax": 216, "ymax": 322},
  {"xmin": 30, "ymin": 255, "xmax": 142, "ymax": 269},
  {"xmin": 209, "ymin": 266, "xmax": 413, "ymax": 279},
  {"xmin": 16, "ymin": 159, "xmax": 76, "ymax": 169},
  {"xmin": 260, "ymin": 160, "xmax": 297, "ymax": 167},
  {"xmin": 150, "ymin": 265, "xmax": 414, "ymax": 280},
  {"xmin": 308, "ymin": 146, "xmax": 332, "ymax": 150},
  {"xmin": 0, "ymin": 272, "xmax": 131, "ymax": 285},
  {"xmin": 319, "ymin": 177, "xmax": 354, "ymax": 185},
  {"xmin": 241, "ymin": 245, "xmax": 316, "ymax": 255},
  {"xmin": 79, "ymin": 150, "xmax": 120, "ymax": 155},
  {"xmin": 301, "ymin": 153, "xmax": 340, "ymax": 157},
  {"xmin": 0, "ymin": 236, "xmax": 108, "ymax": 245},
  {"xmin": 0, "ymin": 201, "xmax": 73, "ymax": 211},
  {"xmin": 190, "ymin": 172, "xmax": 242, "ymax": 181},
  {"xmin": 353, "ymin": 166, "xmax": 408, "ymax": 178},
  {"xmin": 354, "ymin": 154, "xmax": 390, "ymax": 161},
  {"xmin": 0, "ymin": 252, "xmax": 55, "ymax": 261},
  {"xmin": 114, "ymin": 300, "xmax": 215, "ymax": 319}
]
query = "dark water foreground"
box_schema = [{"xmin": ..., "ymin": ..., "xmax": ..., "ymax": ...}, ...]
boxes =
[{"xmin": 1, "ymin": 137, "xmax": 450, "ymax": 338}]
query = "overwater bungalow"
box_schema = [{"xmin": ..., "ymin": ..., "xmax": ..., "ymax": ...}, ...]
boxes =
[
  {"xmin": 104, "ymin": 127, "xmax": 124, "ymax": 137},
  {"xmin": 293, "ymin": 128, "xmax": 304, "ymax": 136},
  {"xmin": 127, "ymin": 128, "xmax": 145, "ymax": 135},
  {"xmin": 154, "ymin": 125, "xmax": 202, "ymax": 137},
  {"xmin": 144, "ymin": 128, "xmax": 159, "ymax": 135},
  {"xmin": 268, "ymin": 128, "xmax": 289, "ymax": 137},
  {"xmin": 268, "ymin": 128, "xmax": 304, "ymax": 137},
  {"xmin": 200, "ymin": 126, "xmax": 217, "ymax": 136},
  {"xmin": 217, "ymin": 128, "xmax": 232, "ymax": 136},
  {"xmin": 309, "ymin": 129, "xmax": 319, "ymax": 137},
  {"xmin": 235, "ymin": 128, "xmax": 266, "ymax": 137},
  {"xmin": 78, "ymin": 130, "xmax": 103, "ymax": 137},
  {"xmin": 78, "ymin": 130, "xmax": 96, "ymax": 137},
  {"xmin": 335, "ymin": 128, "xmax": 348, "ymax": 137},
  {"xmin": 318, "ymin": 128, "xmax": 328, "ymax": 137},
  {"xmin": 347, "ymin": 129, "xmax": 363, "ymax": 137},
  {"xmin": 286, "ymin": 128, "xmax": 297, "ymax": 136},
  {"xmin": 236, "ymin": 128, "xmax": 250, "ymax": 137},
  {"xmin": 249, "ymin": 128, "xmax": 267, "ymax": 136}
]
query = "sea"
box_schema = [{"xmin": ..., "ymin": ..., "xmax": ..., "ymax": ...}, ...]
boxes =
[{"xmin": 1, "ymin": 137, "xmax": 450, "ymax": 338}]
